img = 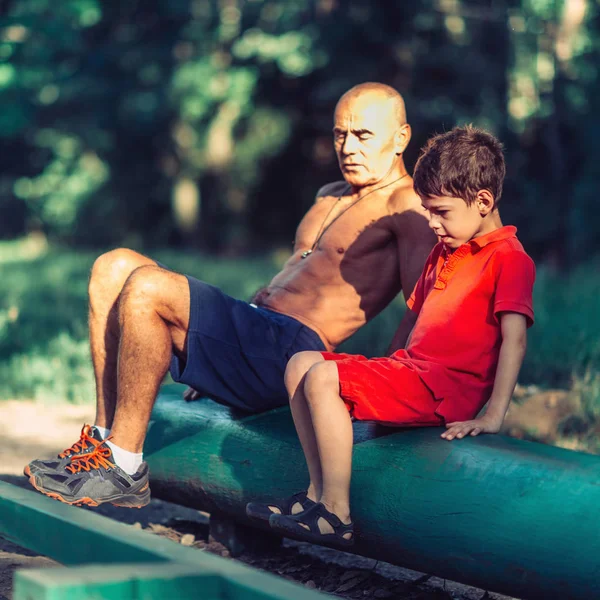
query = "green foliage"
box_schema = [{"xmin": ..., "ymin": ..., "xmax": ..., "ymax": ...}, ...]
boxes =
[
  {"xmin": 0, "ymin": 239, "xmax": 94, "ymax": 402},
  {"xmin": 0, "ymin": 0, "xmax": 327, "ymax": 248},
  {"xmin": 574, "ymin": 370, "xmax": 600, "ymax": 423},
  {"xmin": 0, "ymin": 0, "xmax": 598, "ymax": 263},
  {"xmin": 524, "ymin": 260, "xmax": 600, "ymax": 385},
  {"xmin": 0, "ymin": 333, "xmax": 94, "ymax": 403},
  {"xmin": 14, "ymin": 130, "xmax": 109, "ymax": 234}
]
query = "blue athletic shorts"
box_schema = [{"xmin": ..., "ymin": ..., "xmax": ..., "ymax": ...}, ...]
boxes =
[{"xmin": 169, "ymin": 275, "xmax": 326, "ymax": 413}]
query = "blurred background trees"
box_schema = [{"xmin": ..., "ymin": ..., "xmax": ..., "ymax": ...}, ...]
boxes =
[
  {"xmin": 1, "ymin": 0, "xmax": 599, "ymax": 264},
  {"xmin": 1, "ymin": 0, "xmax": 600, "ymax": 408}
]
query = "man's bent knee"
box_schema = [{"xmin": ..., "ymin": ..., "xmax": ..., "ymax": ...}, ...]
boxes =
[
  {"xmin": 90, "ymin": 249, "xmax": 155, "ymax": 295},
  {"xmin": 119, "ymin": 266, "xmax": 190, "ymax": 331},
  {"xmin": 119, "ymin": 265, "xmax": 166, "ymax": 310}
]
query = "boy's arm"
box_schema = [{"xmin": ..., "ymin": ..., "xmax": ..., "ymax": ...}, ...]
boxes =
[{"xmin": 441, "ymin": 312, "xmax": 527, "ymax": 440}]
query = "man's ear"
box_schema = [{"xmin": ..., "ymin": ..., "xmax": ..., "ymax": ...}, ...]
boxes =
[
  {"xmin": 476, "ymin": 189, "xmax": 495, "ymax": 215},
  {"xmin": 395, "ymin": 123, "xmax": 411, "ymax": 155}
]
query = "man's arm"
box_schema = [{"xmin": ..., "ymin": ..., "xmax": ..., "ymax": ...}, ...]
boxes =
[
  {"xmin": 396, "ymin": 213, "xmax": 436, "ymax": 306},
  {"xmin": 441, "ymin": 312, "xmax": 528, "ymax": 440},
  {"xmin": 387, "ymin": 208, "xmax": 436, "ymax": 355},
  {"xmin": 386, "ymin": 308, "xmax": 417, "ymax": 355}
]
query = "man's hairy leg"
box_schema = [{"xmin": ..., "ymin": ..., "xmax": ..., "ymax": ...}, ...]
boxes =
[
  {"xmin": 89, "ymin": 249, "xmax": 157, "ymax": 429},
  {"xmin": 109, "ymin": 265, "xmax": 190, "ymax": 453}
]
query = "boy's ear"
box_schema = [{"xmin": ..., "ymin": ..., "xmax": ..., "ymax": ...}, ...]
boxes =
[
  {"xmin": 476, "ymin": 189, "xmax": 495, "ymax": 215},
  {"xmin": 394, "ymin": 123, "xmax": 411, "ymax": 155}
]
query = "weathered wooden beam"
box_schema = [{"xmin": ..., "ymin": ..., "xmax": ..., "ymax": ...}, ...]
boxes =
[
  {"xmin": 0, "ymin": 481, "xmax": 162, "ymax": 567},
  {"xmin": 145, "ymin": 384, "xmax": 600, "ymax": 600},
  {"xmin": 0, "ymin": 480, "xmax": 328, "ymax": 600},
  {"xmin": 14, "ymin": 564, "xmax": 222, "ymax": 600},
  {"xmin": 15, "ymin": 562, "xmax": 322, "ymax": 600}
]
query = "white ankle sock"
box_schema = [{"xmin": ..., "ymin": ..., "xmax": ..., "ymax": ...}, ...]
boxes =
[
  {"xmin": 105, "ymin": 440, "xmax": 143, "ymax": 475},
  {"xmin": 94, "ymin": 425, "xmax": 111, "ymax": 440}
]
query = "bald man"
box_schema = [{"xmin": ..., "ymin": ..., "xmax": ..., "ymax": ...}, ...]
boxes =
[{"xmin": 25, "ymin": 82, "xmax": 437, "ymax": 508}]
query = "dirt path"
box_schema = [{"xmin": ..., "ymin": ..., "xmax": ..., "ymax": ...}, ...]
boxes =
[
  {"xmin": 0, "ymin": 537, "xmax": 56, "ymax": 600},
  {"xmin": 0, "ymin": 400, "xmax": 530, "ymax": 600},
  {"xmin": 0, "ymin": 400, "xmax": 95, "ymax": 476}
]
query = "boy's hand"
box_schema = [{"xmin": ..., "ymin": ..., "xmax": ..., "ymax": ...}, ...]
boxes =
[
  {"xmin": 441, "ymin": 313, "xmax": 528, "ymax": 441},
  {"xmin": 441, "ymin": 415, "xmax": 503, "ymax": 440}
]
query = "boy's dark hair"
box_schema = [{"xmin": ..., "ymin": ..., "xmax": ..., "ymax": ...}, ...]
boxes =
[{"xmin": 413, "ymin": 125, "xmax": 505, "ymax": 206}]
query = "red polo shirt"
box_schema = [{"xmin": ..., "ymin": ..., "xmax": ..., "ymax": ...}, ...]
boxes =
[{"xmin": 393, "ymin": 225, "xmax": 535, "ymax": 423}]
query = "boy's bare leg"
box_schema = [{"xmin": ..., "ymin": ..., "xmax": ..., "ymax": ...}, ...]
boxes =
[
  {"xmin": 88, "ymin": 249, "xmax": 157, "ymax": 428},
  {"xmin": 108, "ymin": 265, "xmax": 190, "ymax": 452},
  {"xmin": 303, "ymin": 360, "xmax": 353, "ymax": 535},
  {"xmin": 284, "ymin": 352, "xmax": 327, "ymax": 505}
]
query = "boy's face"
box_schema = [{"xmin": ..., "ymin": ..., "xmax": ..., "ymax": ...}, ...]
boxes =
[{"xmin": 421, "ymin": 192, "xmax": 494, "ymax": 249}]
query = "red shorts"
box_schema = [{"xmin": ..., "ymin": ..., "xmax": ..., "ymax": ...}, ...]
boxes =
[{"xmin": 321, "ymin": 352, "xmax": 443, "ymax": 427}]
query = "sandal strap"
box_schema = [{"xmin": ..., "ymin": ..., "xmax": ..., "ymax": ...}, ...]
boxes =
[
  {"xmin": 294, "ymin": 502, "xmax": 353, "ymax": 536},
  {"xmin": 281, "ymin": 491, "xmax": 309, "ymax": 513},
  {"xmin": 264, "ymin": 491, "xmax": 311, "ymax": 515},
  {"xmin": 314, "ymin": 503, "xmax": 352, "ymax": 534}
]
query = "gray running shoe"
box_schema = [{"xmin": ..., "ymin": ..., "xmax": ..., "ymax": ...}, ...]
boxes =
[
  {"xmin": 28, "ymin": 440, "xmax": 150, "ymax": 508},
  {"xmin": 24, "ymin": 424, "xmax": 104, "ymax": 477}
]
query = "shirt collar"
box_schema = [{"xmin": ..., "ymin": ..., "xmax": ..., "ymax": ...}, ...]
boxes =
[
  {"xmin": 469, "ymin": 225, "xmax": 517, "ymax": 251},
  {"xmin": 440, "ymin": 226, "xmax": 518, "ymax": 259}
]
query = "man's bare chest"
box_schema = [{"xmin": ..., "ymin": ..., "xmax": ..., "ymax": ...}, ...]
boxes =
[{"xmin": 297, "ymin": 200, "xmax": 393, "ymax": 258}]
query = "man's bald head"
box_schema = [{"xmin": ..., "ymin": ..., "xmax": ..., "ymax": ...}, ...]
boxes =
[
  {"xmin": 336, "ymin": 82, "xmax": 407, "ymax": 127},
  {"xmin": 333, "ymin": 82, "xmax": 411, "ymax": 189}
]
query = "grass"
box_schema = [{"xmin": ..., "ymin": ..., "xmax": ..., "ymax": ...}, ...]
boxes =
[
  {"xmin": 0, "ymin": 238, "xmax": 599, "ymax": 415},
  {"xmin": 525, "ymin": 259, "xmax": 600, "ymax": 386}
]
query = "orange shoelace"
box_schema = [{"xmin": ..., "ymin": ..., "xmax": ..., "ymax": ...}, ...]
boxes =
[
  {"xmin": 66, "ymin": 441, "xmax": 115, "ymax": 474},
  {"xmin": 58, "ymin": 424, "xmax": 101, "ymax": 458}
]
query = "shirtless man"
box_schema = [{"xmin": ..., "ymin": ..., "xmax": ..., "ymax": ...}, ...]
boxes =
[{"xmin": 25, "ymin": 82, "xmax": 436, "ymax": 508}]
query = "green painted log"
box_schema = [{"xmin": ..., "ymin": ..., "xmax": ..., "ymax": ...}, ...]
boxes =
[{"xmin": 144, "ymin": 384, "xmax": 600, "ymax": 600}]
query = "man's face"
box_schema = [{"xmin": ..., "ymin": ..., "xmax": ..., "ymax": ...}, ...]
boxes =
[
  {"xmin": 421, "ymin": 195, "xmax": 486, "ymax": 250},
  {"xmin": 333, "ymin": 95, "xmax": 401, "ymax": 188}
]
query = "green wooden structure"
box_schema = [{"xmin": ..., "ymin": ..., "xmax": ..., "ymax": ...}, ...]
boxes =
[
  {"xmin": 0, "ymin": 480, "xmax": 327, "ymax": 600},
  {"xmin": 144, "ymin": 384, "xmax": 600, "ymax": 600}
]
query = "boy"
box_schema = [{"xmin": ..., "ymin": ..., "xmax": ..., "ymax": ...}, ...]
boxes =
[{"xmin": 246, "ymin": 125, "xmax": 535, "ymax": 548}]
